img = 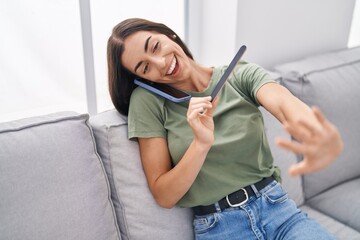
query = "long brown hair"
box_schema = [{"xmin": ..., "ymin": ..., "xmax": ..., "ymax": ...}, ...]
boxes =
[{"xmin": 107, "ymin": 18, "xmax": 193, "ymax": 115}]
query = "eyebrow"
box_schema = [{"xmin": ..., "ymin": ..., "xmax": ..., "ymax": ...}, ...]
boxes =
[
  {"xmin": 144, "ymin": 35, "xmax": 152, "ymax": 52},
  {"xmin": 134, "ymin": 35, "xmax": 152, "ymax": 73},
  {"xmin": 134, "ymin": 61, "xmax": 142, "ymax": 73}
]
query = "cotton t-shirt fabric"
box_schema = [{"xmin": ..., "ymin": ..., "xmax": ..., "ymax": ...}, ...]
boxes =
[{"xmin": 128, "ymin": 61, "xmax": 281, "ymax": 208}]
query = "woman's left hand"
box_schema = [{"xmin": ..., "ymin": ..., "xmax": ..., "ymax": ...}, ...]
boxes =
[{"xmin": 276, "ymin": 107, "xmax": 344, "ymax": 176}]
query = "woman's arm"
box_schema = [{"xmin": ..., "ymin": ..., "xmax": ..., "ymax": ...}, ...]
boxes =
[
  {"xmin": 139, "ymin": 137, "xmax": 210, "ymax": 208},
  {"xmin": 256, "ymin": 82, "xmax": 344, "ymax": 176},
  {"xmin": 138, "ymin": 96, "xmax": 216, "ymax": 208}
]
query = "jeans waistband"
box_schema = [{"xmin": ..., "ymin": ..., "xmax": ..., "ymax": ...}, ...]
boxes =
[{"xmin": 192, "ymin": 176, "xmax": 275, "ymax": 216}]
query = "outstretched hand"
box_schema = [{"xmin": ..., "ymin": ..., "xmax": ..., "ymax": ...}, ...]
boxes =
[{"xmin": 276, "ymin": 107, "xmax": 344, "ymax": 176}]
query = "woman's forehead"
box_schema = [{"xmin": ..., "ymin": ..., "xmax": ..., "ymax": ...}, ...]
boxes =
[
  {"xmin": 121, "ymin": 31, "xmax": 151, "ymax": 71},
  {"xmin": 123, "ymin": 30, "xmax": 162, "ymax": 52}
]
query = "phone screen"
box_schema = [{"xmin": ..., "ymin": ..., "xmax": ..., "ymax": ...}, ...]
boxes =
[{"xmin": 134, "ymin": 79, "xmax": 191, "ymax": 102}]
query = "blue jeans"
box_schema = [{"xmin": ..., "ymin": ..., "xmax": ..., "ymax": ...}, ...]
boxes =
[{"xmin": 193, "ymin": 181, "xmax": 335, "ymax": 240}]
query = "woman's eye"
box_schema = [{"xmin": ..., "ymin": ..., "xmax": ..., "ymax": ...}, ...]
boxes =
[
  {"xmin": 143, "ymin": 63, "xmax": 149, "ymax": 74},
  {"xmin": 152, "ymin": 42, "xmax": 159, "ymax": 53}
]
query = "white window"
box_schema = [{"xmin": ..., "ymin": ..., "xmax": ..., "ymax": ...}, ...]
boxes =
[
  {"xmin": 349, "ymin": 0, "xmax": 360, "ymax": 47},
  {"xmin": 0, "ymin": 0, "xmax": 185, "ymax": 122},
  {"xmin": 0, "ymin": 1, "xmax": 87, "ymax": 122}
]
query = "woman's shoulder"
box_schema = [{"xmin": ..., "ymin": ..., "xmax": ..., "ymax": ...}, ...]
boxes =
[
  {"xmin": 214, "ymin": 60, "xmax": 260, "ymax": 75},
  {"xmin": 131, "ymin": 86, "xmax": 165, "ymax": 103},
  {"xmin": 129, "ymin": 86, "xmax": 166, "ymax": 114}
]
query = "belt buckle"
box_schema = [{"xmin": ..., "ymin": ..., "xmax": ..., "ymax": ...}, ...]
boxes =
[{"xmin": 226, "ymin": 188, "xmax": 248, "ymax": 207}]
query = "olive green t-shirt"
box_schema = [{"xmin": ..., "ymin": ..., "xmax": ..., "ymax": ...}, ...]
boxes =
[{"xmin": 128, "ymin": 61, "xmax": 281, "ymax": 207}]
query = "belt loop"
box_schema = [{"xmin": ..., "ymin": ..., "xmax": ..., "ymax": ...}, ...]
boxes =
[
  {"xmin": 250, "ymin": 184, "xmax": 261, "ymax": 198},
  {"xmin": 214, "ymin": 202, "xmax": 221, "ymax": 212}
]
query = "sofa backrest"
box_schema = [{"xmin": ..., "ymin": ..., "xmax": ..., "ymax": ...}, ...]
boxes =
[
  {"xmin": 0, "ymin": 112, "xmax": 120, "ymax": 240},
  {"xmin": 274, "ymin": 46, "xmax": 360, "ymax": 199},
  {"xmin": 90, "ymin": 110, "xmax": 194, "ymax": 240}
]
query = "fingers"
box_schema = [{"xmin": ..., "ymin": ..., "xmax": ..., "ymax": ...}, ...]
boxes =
[
  {"xmin": 282, "ymin": 107, "xmax": 327, "ymax": 142},
  {"xmin": 204, "ymin": 96, "xmax": 219, "ymax": 115},
  {"xmin": 288, "ymin": 161, "xmax": 312, "ymax": 176},
  {"xmin": 276, "ymin": 138, "xmax": 312, "ymax": 176},
  {"xmin": 312, "ymin": 106, "xmax": 337, "ymax": 135},
  {"xmin": 282, "ymin": 122, "xmax": 312, "ymax": 143},
  {"xmin": 188, "ymin": 96, "xmax": 214, "ymax": 113},
  {"xmin": 277, "ymin": 107, "xmax": 343, "ymax": 177},
  {"xmin": 276, "ymin": 137, "xmax": 305, "ymax": 155},
  {"xmin": 288, "ymin": 156, "xmax": 328, "ymax": 176},
  {"xmin": 312, "ymin": 106, "xmax": 326, "ymax": 125},
  {"xmin": 187, "ymin": 96, "xmax": 212, "ymax": 120},
  {"xmin": 283, "ymin": 106, "xmax": 338, "ymax": 144}
]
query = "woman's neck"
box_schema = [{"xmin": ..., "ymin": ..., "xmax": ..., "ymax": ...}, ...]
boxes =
[{"xmin": 181, "ymin": 62, "xmax": 213, "ymax": 92}]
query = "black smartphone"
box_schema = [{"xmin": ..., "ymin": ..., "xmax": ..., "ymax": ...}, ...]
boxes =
[
  {"xmin": 134, "ymin": 79, "xmax": 191, "ymax": 102},
  {"xmin": 210, "ymin": 45, "xmax": 247, "ymax": 101}
]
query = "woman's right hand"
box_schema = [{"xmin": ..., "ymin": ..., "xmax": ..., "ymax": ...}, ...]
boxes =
[{"xmin": 186, "ymin": 96, "xmax": 217, "ymax": 147}]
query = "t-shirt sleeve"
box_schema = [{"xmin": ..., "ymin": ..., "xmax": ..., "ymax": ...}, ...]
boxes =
[
  {"xmin": 128, "ymin": 87, "xmax": 167, "ymax": 140},
  {"xmin": 233, "ymin": 62, "xmax": 276, "ymax": 106}
]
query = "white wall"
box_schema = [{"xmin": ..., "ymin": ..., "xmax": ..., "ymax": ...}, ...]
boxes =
[
  {"xmin": 187, "ymin": 0, "xmax": 357, "ymax": 69},
  {"xmin": 187, "ymin": 0, "xmax": 238, "ymax": 67}
]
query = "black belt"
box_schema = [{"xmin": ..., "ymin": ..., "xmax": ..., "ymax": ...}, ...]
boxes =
[{"xmin": 192, "ymin": 176, "xmax": 275, "ymax": 216}]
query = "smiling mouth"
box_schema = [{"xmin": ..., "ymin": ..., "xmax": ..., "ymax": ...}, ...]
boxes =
[{"xmin": 166, "ymin": 57, "xmax": 177, "ymax": 75}]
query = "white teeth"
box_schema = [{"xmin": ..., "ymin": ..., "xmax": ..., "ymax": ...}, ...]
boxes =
[{"xmin": 167, "ymin": 57, "xmax": 177, "ymax": 75}]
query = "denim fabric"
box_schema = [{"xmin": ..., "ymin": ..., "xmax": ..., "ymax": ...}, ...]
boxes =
[{"xmin": 193, "ymin": 181, "xmax": 335, "ymax": 240}]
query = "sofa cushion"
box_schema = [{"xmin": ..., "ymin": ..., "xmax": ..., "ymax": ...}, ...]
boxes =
[
  {"xmin": 90, "ymin": 109, "xmax": 194, "ymax": 240},
  {"xmin": 260, "ymin": 107, "xmax": 304, "ymax": 206},
  {"xmin": 306, "ymin": 177, "xmax": 360, "ymax": 232},
  {"xmin": 0, "ymin": 112, "xmax": 120, "ymax": 240},
  {"xmin": 300, "ymin": 205, "xmax": 360, "ymax": 239},
  {"xmin": 274, "ymin": 46, "xmax": 360, "ymax": 199}
]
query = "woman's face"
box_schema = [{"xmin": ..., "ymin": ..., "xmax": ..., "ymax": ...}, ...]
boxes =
[{"xmin": 121, "ymin": 30, "xmax": 192, "ymax": 84}]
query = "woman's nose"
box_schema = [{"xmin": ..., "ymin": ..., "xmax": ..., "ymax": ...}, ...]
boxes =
[{"xmin": 150, "ymin": 56, "xmax": 166, "ymax": 69}]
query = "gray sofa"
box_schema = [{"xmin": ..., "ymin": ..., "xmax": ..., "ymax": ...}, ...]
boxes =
[{"xmin": 1, "ymin": 47, "xmax": 359, "ymax": 240}]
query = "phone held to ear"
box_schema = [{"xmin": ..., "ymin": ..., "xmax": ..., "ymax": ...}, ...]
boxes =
[
  {"xmin": 134, "ymin": 79, "xmax": 191, "ymax": 102},
  {"xmin": 134, "ymin": 45, "xmax": 247, "ymax": 103}
]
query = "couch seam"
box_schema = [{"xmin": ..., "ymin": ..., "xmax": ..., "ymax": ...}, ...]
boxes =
[
  {"xmin": 303, "ymin": 59, "xmax": 360, "ymax": 78},
  {"xmin": 85, "ymin": 118, "xmax": 122, "ymax": 240},
  {"xmin": 0, "ymin": 113, "xmax": 88, "ymax": 133},
  {"xmin": 107, "ymin": 125, "xmax": 132, "ymax": 240}
]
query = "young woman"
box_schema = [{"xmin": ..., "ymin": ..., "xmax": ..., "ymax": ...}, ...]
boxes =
[{"xmin": 107, "ymin": 18, "xmax": 343, "ymax": 239}]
